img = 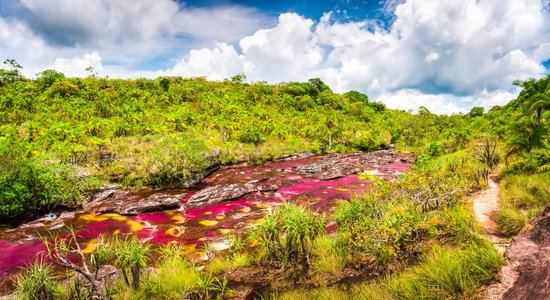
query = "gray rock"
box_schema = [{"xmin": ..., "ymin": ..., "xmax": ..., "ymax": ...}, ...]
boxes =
[
  {"xmin": 83, "ymin": 189, "xmax": 185, "ymax": 215},
  {"xmin": 295, "ymin": 154, "xmax": 355, "ymax": 180},
  {"xmin": 186, "ymin": 181, "xmax": 278, "ymax": 208}
]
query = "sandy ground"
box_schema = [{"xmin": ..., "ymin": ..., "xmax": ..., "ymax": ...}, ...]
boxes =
[{"xmin": 474, "ymin": 176, "xmax": 517, "ymax": 300}]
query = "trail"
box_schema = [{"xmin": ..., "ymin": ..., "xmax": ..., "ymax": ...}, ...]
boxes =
[{"xmin": 473, "ymin": 175, "xmax": 516, "ymax": 300}]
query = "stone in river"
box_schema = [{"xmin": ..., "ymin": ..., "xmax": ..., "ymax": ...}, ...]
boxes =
[{"xmin": 185, "ymin": 181, "xmax": 278, "ymax": 208}]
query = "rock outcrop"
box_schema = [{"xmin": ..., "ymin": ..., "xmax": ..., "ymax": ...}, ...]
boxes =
[
  {"xmin": 84, "ymin": 187, "xmax": 185, "ymax": 215},
  {"xmin": 185, "ymin": 180, "xmax": 278, "ymax": 208},
  {"xmin": 503, "ymin": 203, "xmax": 550, "ymax": 299},
  {"xmin": 295, "ymin": 154, "xmax": 355, "ymax": 180}
]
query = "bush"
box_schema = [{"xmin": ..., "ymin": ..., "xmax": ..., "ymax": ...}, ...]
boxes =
[
  {"xmin": 0, "ymin": 141, "xmax": 94, "ymax": 220},
  {"xmin": 147, "ymin": 134, "xmax": 209, "ymax": 187},
  {"xmin": 16, "ymin": 261, "xmax": 63, "ymax": 300},
  {"xmin": 112, "ymin": 237, "xmax": 153, "ymax": 289},
  {"xmin": 249, "ymin": 204, "xmax": 325, "ymax": 269},
  {"xmin": 335, "ymin": 196, "xmax": 425, "ymax": 265}
]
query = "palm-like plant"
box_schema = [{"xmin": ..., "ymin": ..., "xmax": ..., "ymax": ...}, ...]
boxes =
[
  {"xmin": 508, "ymin": 76, "xmax": 550, "ymax": 160},
  {"xmin": 114, "ymin": 236, "xmax": 152, "ymax": 289}
]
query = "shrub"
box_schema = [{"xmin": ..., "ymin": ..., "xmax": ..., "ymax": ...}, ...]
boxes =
[
  {"xmin": 112, "ymin": 237, "xmax": 152, "ymax": 289},
  {"xmin": 249, "ymin": 204, "xmax": 325, "ymax": 269},
  {"xmin": 0, "ymin": 141, "xmax": 95, "ymax": 220},
  {"xmin": 147, "ymin": 134, "xmax": 209, "ymax": 187},
  {"xmin": 16, "ymin": 261, "xmax": 63, "ymax": 300}
]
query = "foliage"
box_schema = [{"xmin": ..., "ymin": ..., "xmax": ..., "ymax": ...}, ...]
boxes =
[
  {"xmin": 16, "ymin": 261, "xmax": 63, "ymax": 300},
  {"xmin": 146, "ymin": 133, "xmax": 209, "ymax": 187},
  {"xmin": 0, "ymin": 140, "xmax": 97, "ymax": 220},
  {"xmin": 249, "ymin": 204, "xmax": 325, "ymax": 269},
  {"xmin": 112, "ymin": 236, "xmax": 152, "ymax": 289},
  {"xmin": 37, "ymin": 70, "xmax": 65, "ymax": 87},
  {"xmin": 497, "ymin": 172, "xmax": 550, "ymax": 236},
  {"xmin": 139, "ymin": 255, "xmax": 200, "ymax": 299}
]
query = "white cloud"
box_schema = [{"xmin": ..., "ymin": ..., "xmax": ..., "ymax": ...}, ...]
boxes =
[
  {"xmin": 162, "ymin": 43, "xmax": 243, "ymax": 80},
  {"xmin": 162, "ymin": 0, "xmax": 549, "ymax": 113},
  {"xmin": 49, "ymin": 52, "xmax": 104, "ymax": 78},
  {"xmin": 1, "ymin": 0, "xmax": 549, "ymax": 113},
  {"xmin": 377, "ymin": 89, "xmax": 468, "ymax": 114}
]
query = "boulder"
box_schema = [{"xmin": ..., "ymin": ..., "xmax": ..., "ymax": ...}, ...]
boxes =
[
  {"xmin": 185, "ymin": 181, "xmax": 278, "ymax": 208},
  {"xmin": 503, "ymin": 203, "xmax": 550, "ymax": 299}
]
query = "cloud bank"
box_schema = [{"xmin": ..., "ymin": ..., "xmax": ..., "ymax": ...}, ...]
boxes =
[{"xmin": 0, "ymin": 0, "xmax": 549, "ymax": 113}]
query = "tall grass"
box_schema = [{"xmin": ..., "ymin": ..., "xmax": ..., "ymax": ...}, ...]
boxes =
[
  {"xmin": 276, "ymin": 241, "xmax": 502, "ymax": 300},
  {"xmin": 497, "ymin": 172, "xmax": 550, "ymax": 236},
  {"xmin": 139, "ymin": 256, "xmax": 201, "ymax": 298},
  {"xmin": 249, "ymin": 204, "xmax": 325, "ymax": 269},
  {"xmin": 112, "ymin": 236, "xmax": 152, "ymax": 289},
  {"xmin": 16, "ymin": 261, "xmax": 63, "ymax": 300}
]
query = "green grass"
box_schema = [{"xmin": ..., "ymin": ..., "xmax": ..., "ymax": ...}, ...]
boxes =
[
  {"xmin": 206, "ymin": 252, "xmax": 253, "ymax": 274},
  {"xmin": 138, "ymin": 257, "xmax": 201, "ymax": 299},
  {"xmin": 310, "ymin": 236, "xmax": 345, "ymax": 278},
  {"xmin": 16, "ymin": 261, "xmax": 63, "ymax": 300},
  {"xmin": 497, "ymin": 172, "xmax": 550, "ymax": 236}
]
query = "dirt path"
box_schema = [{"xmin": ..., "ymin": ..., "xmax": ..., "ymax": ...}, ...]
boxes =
[{"xmin": 473, "ymin": 175, "xmax": 516, "ymax": 300}]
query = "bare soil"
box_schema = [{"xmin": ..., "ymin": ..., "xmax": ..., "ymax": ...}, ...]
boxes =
[{"xmin": 474, "ymin": 175, "xmax": 516, "ymax": 300}]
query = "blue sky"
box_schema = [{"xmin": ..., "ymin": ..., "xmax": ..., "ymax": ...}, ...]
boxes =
[
  {"xmin": 182, "ymin": 0, "xmax": 397, "ymax": 23},
  {"xmin": 0, "ymin": 0, "xmax": 549, "ymax": 114}
]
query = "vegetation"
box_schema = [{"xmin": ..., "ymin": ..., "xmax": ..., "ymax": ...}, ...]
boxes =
[
  {"xmin": 3, "ymin": 62, "xmax": 549, "ymax": 299},
  {"xmin": 249, "ymin": 204, "xmax": 325, "ymax": 270}
]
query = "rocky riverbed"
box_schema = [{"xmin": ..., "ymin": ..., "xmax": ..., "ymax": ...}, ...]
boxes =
[{"xmin": 0, "ymin": 149, "xmax": 413, "ymax": 289}]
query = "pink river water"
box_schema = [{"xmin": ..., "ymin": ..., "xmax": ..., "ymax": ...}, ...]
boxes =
[{"xmin": 0, "ymin": 151, "xmax": 413, "ymax": 284}]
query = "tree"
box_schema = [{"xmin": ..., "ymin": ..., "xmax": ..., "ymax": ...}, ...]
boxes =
[
  {"xmin": 0, "ymin": 59, "xmax": 24, "ymax": 83},
  {"xmin": 514, "ymin": 76, "xmax": 550, "ymax": 125},
  {"xmin": 231, "ymin": 73, "xmax": 247, "ymax": 84},
  {"xmin": 37, "ymin": 69, "xmax": 65, "ymax": 87},
  {"xmin": 468, "ymin": 106, "xmax": 484, "ymax": 117},
  {"xmin": 506, "ymin": 76, "xmax": 550, "ymax": 160}
]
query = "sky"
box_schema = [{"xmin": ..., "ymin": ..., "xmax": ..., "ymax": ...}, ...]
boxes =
[{"xmin": 0, "ymin": 0, "xmax": 549, "ymax": 114}]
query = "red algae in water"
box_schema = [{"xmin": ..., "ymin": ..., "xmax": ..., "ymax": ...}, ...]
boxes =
[
  {"xmin": 0, "ymin": 151, "xmax": 413, "ymax": 277},
  {"xmin": 0, "ymin": 240, "xmax": 47, "ymax": 275}
]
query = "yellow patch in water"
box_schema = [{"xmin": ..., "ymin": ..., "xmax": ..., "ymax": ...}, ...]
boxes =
[
  {"xmin": 335, "ymin": 187, "xmax": 350, "ymax": 192},
  {"xmin": 256, "ymin": 203, "xmax": 272, "ymax": 209},
  {"xmin": 126, "ymin": 220, "xmax": 144, "ymax": 232},
  {"xmin": 203, "ymin": 211, "xmax": 212, "ymax": 215},
  {"xmin": 81, "ymin": 239, "xmax": 98, "ymax": 254},
  {"xmin": 215, "ymin": 215, "xmax": 224, "ymax": 220},
  {"xmin": 199, "ymin": 220, "xmax": 218, "ymax": 226},
  {"xmin": 102, "ymin": 213, "xmax": 128, "ymax": 221},
  {"xmin": 165, "ymin": 226, "xmax": 185, "ymax": 237},
  {"xmin": 79, "ymin": 214, "xmax": 108, "ymax": 222},
  {"xmin": 249, "ymin": 218, "xmax": 265, "ymax": 224},
  {"xmin": 113, "ymin": 229, "xmax": 120, "ymax": 235},
  {"xmin": 171, "ymin": 215, "xmax": 185, "ymax": 224},
  {"xmin": 238, "ymin": 206, "xmax": 251, "ymax": 213},
  {"xmin": 219, "ymin": 228, "xmax": 231, "ymax": 234}
]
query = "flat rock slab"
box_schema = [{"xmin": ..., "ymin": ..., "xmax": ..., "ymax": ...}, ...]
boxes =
[
  {"xmin": 294, "ymin": 150, "xmax": 413, "ymax": 180},
  {"xmin": 84, "ymin": 187, "xmax": 185, "ymax": 215},
  {"xmin": 185, "ymin": 181, "xmax": 278, "ymax": 208}
]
